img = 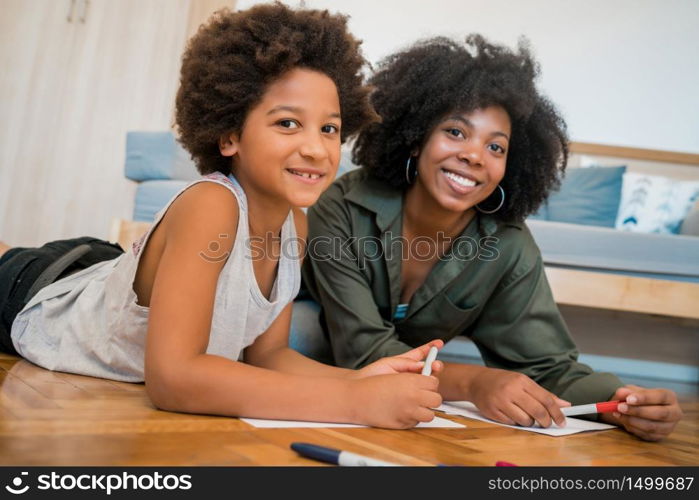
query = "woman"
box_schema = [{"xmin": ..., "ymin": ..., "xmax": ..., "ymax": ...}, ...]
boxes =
[{"xmin": 301, "ymin": 35, "xmax": 682, "ymax": 440}]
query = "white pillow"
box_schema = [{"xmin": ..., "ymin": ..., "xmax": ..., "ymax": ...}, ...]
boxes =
[{"xmin": 615, "ymin": 172, "xmax": 699, "ymax": 234}]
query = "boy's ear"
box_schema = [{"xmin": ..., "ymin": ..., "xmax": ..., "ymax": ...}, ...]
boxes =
[{"xmin": 219, "ymin": 132, "xmax": 239, "ymax": 157}]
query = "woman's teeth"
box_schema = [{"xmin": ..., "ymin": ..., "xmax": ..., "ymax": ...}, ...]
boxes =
[
  {"xmin": 443, "ymin": 169, "xmax": 476, "ymax": 187},
  {"xmin": 288, "ymin": 169, "xmax": 321, "ymax": 180}
]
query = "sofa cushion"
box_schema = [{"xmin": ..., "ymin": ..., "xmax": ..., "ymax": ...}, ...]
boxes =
[
  {"xmin": 680, "ymin": 208, "xmax": 699, "ymax": 236},
  {"xmin": 125, "ymin": 132, "xmax": 199, "ymax": 182},
  {"xmin": 133, "ymin": 180, "xmax": 188, "ymax": 222},
  {"xmin": 542, "ymin": 166, "xmax": 626, "ymax": 227},
  {"xmin": 615, "ymin": 172, "xmax": 699, "ymax": 234},
  {"xmin": 526, "ymin": 219, "xmax": 699, "ymax": 281}
]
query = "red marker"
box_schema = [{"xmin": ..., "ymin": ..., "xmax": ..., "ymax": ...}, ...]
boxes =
[{"xmin": 561, "ymin": 400, "xmax": 620, "ymax": 417}]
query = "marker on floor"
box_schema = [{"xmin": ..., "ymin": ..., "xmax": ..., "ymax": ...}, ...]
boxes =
[{"xmin": 291, "ymin": 442, "xmax": 402, "ymax": 466}]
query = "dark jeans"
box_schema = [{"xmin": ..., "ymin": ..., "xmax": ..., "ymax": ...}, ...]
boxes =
[{"xmin": 0, "ymin": 237, "xmax": 124, "ymax": 355}]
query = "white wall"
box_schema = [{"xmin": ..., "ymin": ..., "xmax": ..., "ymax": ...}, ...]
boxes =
[{"xmin": 238, "ymin": 0, "xmax": 699, "ymax": 153}]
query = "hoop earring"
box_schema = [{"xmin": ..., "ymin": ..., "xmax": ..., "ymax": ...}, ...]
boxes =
[
  {"xmin": 476, "ymin": 184, "xmax": 505, "ymax": 214},
  {"xmin": 405, "ymin": 156, "xmax": 418, "ymax": 185}
]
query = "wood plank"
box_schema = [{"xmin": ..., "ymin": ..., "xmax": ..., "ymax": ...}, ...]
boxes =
[
  {"xmin": 0, "ymin": 431, "xmax": 259, "ymax": 466},
  {"xmin": 108, "ymin": 218, "xmax": 151, "ymax": 250},
  {"xmin": 545, "ymin": 267, "xmax": 699, "ymax": 319},
  {"xmin": 0, "ymin": 366, "xmax": 61, "ymax": 410},
  {"xmin": 570, "ymin": 141, "xmax": 699, "ymax": 166},
  {"xmin": 4, "ymin": 360, "xmax": 91, "ymax": 401},
  {"xmin": 52, "ymin": 370, "xmax": 142, "ymax": 395},
  {"xmin": 1, "ymin": 353, "xmax": 697, "ymax": 465},
  {"xmin": 0, "ymin": 417, "xmax": 249, "ymax": 437}
]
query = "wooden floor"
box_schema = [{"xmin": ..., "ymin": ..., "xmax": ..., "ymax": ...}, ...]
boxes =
[{"xmin": 1, "ymin": 353, "xmax": 697, "ymax": 466}]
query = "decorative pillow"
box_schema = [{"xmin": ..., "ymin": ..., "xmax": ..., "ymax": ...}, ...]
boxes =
[
  {"xmin": 615, "ymin": 173, "xmax": 699, "ymax": 234},
  {"xmin": 542, "ymin": 166, "xmax": 626, "ymax": 227},
  {"xmin": 125, "ymin": 131, "xmax": 199, "ymax": 182},
  {"xmin": 680, "ymin": 208, "xmax": 699, "ymax": 236}
]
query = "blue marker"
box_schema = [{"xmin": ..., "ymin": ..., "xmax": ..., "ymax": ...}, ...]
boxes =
[{"xmin": 291, "ymin": 442, "xmax": 402, "ymax": 466}]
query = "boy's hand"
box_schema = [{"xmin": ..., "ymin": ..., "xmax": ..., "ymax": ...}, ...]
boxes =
[
  {"xmin": 352, "ymin": 340, "xmax": 444, "ymax": 379},
  {"xmin": 604, "ymin": 385, "xmax": 683, "ymax": 441},
  {"xmin": 468, "ymin": 367, "xmax": 570, "ymax": 428},
  {"xmin": 348, "ymin": 373, "xmax": 442, "ymax": 429}
]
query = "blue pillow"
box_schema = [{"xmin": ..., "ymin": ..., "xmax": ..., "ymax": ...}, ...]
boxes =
[
  {"xmin": 133, "ymin": 180, "xmax": 188, "ymax": 222},
  {"xmin": 543, "ymin": 166, "xmax": 626, "ymax": 227},
  {"xmin": 125, "ymin": 131, "xmax": 199, "ymax": 182}
]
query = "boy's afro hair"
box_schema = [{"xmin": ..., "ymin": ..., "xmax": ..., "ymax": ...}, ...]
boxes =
[{"xmin": 175, "ymin": 2, "xmax": 377, "ymax": 175}]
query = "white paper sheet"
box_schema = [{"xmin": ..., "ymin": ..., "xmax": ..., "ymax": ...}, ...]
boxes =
[
  {"xmin": 240, "ymin": 415, "xmax": 465, "ymax": 429},
  {"xmin": 437, "ymin": 401, "xmax": 615, "ymax": 436}
]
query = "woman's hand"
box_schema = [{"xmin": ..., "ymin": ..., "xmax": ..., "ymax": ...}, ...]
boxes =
[
  {"xmin": 467, "ymin": 367, "xmax": 570, "ymax": 427},
  {"xmin": 352, "ymin": 340, "xmax": 444, "ymax": 379},
  {"xmin": 602, "ymin": 385, "xmax": 683, "ymax": 441}
]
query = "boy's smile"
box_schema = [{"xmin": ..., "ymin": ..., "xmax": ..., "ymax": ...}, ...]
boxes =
[
  {"xmin": 219, "ymin": 67, "xmax": 341, "ymax": 209},
  {"xmin": 284, "ymin": 166, "xmax": 326, "ymax": 184}
]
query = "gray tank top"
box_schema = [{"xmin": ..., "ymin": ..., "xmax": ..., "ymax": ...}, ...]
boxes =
[{"xmin": 11, "ymin": 172, "xmax": 300, "ymax": 382}]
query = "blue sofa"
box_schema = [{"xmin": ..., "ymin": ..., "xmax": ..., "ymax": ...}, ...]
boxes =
[
  {"xmin": 126, "ymin": 131, "xmax": 699, "ymax": 282},
  {"xmin": 124, "ymin": 131, "xmax": 699, "ymax": 385}
]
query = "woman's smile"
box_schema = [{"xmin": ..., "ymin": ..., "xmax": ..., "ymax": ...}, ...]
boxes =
[
  {"xmin": 440, "ymin": 167, "xmax": 481, "ymax": 195},
  {"xmin": 410, "ymin": 105, "xmax": 510, "ymax": 214}
]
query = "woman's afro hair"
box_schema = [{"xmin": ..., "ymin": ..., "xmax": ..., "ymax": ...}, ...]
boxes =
[
  {"xmin": 353, "ymin": 35, "xmax": 569, "ymax": 222},
  {"xmin": 175, "ymin": 2, "xmax": 377, "ymax": 175}
]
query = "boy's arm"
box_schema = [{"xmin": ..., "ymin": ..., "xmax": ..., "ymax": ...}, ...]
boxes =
[
  {"xmin": 143, "ymin": 183, "xmax": 352, "ymax": 421},
  {"xmin": 243, "ymin": 300, "xmax": 444, "ymax": 379},
  {"xmin": 142, "ymin": 183, "xmax": 440, "ymax": 427},
  {"xmin": 243, "ymin": 302, "xmax": 353, "ymax": 378}
]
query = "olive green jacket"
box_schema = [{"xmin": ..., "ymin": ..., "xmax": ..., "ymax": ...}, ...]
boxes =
[{"xmin": 302, "ymin": 168, "xmax": 623, "ymax": 405}]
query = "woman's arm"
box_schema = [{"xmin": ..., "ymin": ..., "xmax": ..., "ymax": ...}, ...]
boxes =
[
  {"xmin": 467, "ymin": 254, "xmax": 624, "ymax": 403},
  {"xmin": 303, "ymin": 184, "xmax": 416, "ymax": 368},
  {"xmin": 445, "ymin": 251, "xmax": 623, "ymax": 427},
  {"xmin": 599, "ymin": 385, "xmax": 682, "ymax": 441}
]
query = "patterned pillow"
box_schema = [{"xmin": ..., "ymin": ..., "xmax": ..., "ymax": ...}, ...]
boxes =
[{"xmin": 615, "ymin": 173, "xmax": 699, "ymax": 234}]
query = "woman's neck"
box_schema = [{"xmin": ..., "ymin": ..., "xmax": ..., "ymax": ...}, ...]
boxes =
[{"xmin": 403, "ymin": 181, "xmax": 476, "ymax": 239}]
